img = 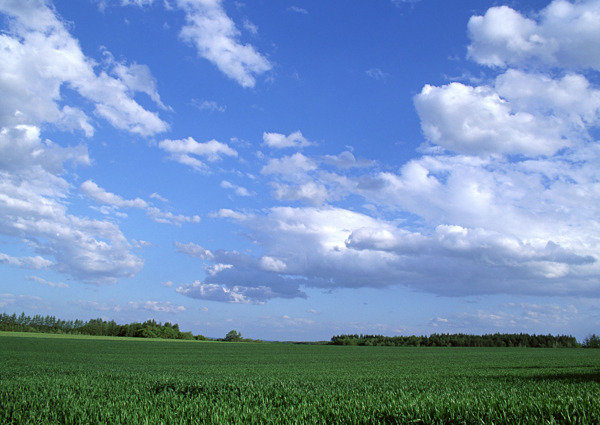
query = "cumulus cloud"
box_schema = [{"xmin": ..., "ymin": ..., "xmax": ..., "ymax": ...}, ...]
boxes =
[
  {"xmin": 177, "ymin": 0, "xmax": 600, "ymax": 303},
  {"xmin": 414, "ymin": 82, "xmax": 570, "ymax": 156},
  {"xmin": 174, "ymin": 239, "xmax": 307, "ymax": 303},
  {"xmin": 0, "ymin": 0, "xmax": 168, "ymax": 136},
  {"xmin": 176, "ymin": 0, "xmax": 272, "ymax": 88},
  {"xmin": 262, "ymin": 131, "xmax": 314, "ymax": 149},
  {"xmin": 0, "ymin": 1, "xmax": 178, "ymax": 283},
  {"xmin": 185, "ymin": 171, "xmax": 599, "ymax": 298},
  {"xmin": 272, "ymin": 182, "xmax": 329, "ymax": 206},
  {"xmin": 0, "ymin": 126, "xmax": 143, "ymax": 284},
  {"xmin": 159, "ymin": 137, "xmax": 237, "ymax": 171},
  {"xmin": 467, "ymin": 0, "xmax": 600, "ymax": 70},
  {"xmin": 261, "ymin": 153, "xmax": 317, "ymax": 176}
]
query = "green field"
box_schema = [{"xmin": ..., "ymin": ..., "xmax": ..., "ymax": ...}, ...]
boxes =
[{"xmin": 1, "ymin": 333, "xmax": 599, "ymax": 424}]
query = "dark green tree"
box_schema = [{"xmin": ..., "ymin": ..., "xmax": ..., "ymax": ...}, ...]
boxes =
[
  {"xmin": 583, "ymin": 334, "xmax": 600, "ymax": 348},
  {"xmin": 224, "ymin": 330, "xmax": 242, "ymax": 342}
]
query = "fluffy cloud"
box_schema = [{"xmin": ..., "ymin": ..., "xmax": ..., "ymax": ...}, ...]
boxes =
[
  {"xmin": 416, "ymin": 67, "xmax": 600, "ymax": 157},
  {"xmin": 0, "ymin": 126, "xmax": 143, "ymax": 283},
  {"xmin": 171, "ymin": 1, "xmax": 600, "ymax": 304},
  {"xmin": 0, "ymin": 1, "xmax": 173, "ymax": 284},
  {"xmin": 261, "ymin": 153, "xmax": 317, "ymax": 176},
  {"xmin": 263, "ymin": 131, "xmax": 314, "ymax": 149},
  {"xmin": 174, "ymin": 239, "xmax": 307, "ymax": 303},
  {"xmin": 414, "ymin": 81, "xmax": 570, "ymax": 156},
  {"xmin": 273, "ymin": 182, "xmax": 329, "ymax": 206},
  {"xmin": 0, "ymin": 0, "xmax": 168, "ymax": 136},
  {"xmin": 185, "ymin": 202, "xmax": 598, "ymax": 302},
  {"xmin": 159, "ymin": 137, "xmax": 237, "ymax": 171},
  {"xmin": 176, "ymin": 0, "xmax": 272, "ymax": 88},
  {"xmin": 467, "ymin": 0, "xmax": 600, "ymax": 70}
]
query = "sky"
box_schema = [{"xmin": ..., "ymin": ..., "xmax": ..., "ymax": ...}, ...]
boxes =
[{"xmin": 1, "ymin": 0, "xmax": 599, "ymax": 342}]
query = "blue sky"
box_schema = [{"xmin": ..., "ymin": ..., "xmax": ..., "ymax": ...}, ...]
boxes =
[{"xmin": 1, "ymin": 0, "xmax": 599, "ymax": 341}]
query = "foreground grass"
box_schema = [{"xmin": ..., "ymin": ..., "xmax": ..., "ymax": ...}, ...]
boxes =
[{"xmin": 1, "ymin": 333, "xmax": 599, "ymax": 424}]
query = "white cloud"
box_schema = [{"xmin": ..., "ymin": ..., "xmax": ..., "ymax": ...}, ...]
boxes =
[
  {"xmin": 262, "ymin": 131, "xmax": 314, "ymax": 149},
  {"xmin": 0, "ymin": 0, "xmax": 168, "ymax": 136},
  {"xmin": 174, "ymin": 241, "xmax": 214, "ymax": 260},
  {"xmin": 273, "ymin": 182, "xmax": 329, "ymax": 206},
  {"xmin": 159, "ymin": 137, "xmax": 237, "ymax": 170},
  {"xmin": 287, "ymin": 6, "xmax": 308, "ymax": 15},
  {"xmin": 414, "ymin": 82, "xmax": 570, "ymax": 156},
  {"xmin": 366, "ymin": 68, "xmax": 389, "ymax": 82},
  {"xmin": 0, "ymin": 252, "xmax": 52, "ymax": 269},
  {"xmin": 259, "ymin": 256, "xmax": 287, "ymax": 272},
  {"xmin": 81, "ymin": 180, "xmax": 200, "ymax": 225},
  {"xmin": 175, "ymin": 281, "xmax": 252, "ymax": 303},
  {"xmin": 495, "ymin": 70, "xmax": 600, "ymax": 129},
  {"xmin": 0, "ymin": 125, "xmax": 143, "ymax": 284},
  {"xmin": 108, "ymin": 57, "xmax": 168, "ymax": 110},
  {"xmin": 467, "ymin": 0, "xmax": 600, "ymax": 70},
  {"xmin": 122, "ymin": 0, "xmax": 154, "ymax": 6},
  {"xmin": 432, "ymin": 303, "xmax": 580, "ymax": 333},
  {"xmin": 150, "ymin": 192, "xmax": 168, "ymax": 203},
  {"xmin": 81, "ymin": 180, "xmax": 148, "ymax": 209},
  {"xmin": 221, "ymin": 180, "xmax": 252, "ymax": 197},
  {"xmin": 0, "ymin": 293, "xmax": 42, "ymax": 309},
  {"xmin": 186, "ymin": 192, "xmax": 599, "ymax": 300},
  {"xmin": 175, "ymin": 0, "xmax": 272, "ymax": 88},
  {"xmin": 128, "ymin": 300, "xmax": 186, "ymax": 313},
  {"xmin": 261, "ymin": 153, "xmax": 317, "ymax": 176},
  {"xmin": 322, "ymin": 151, "xmax": 376, "ymax": 169},
  {"xmin": 0, "ymin": 125, "xmax": 89, "ymax": 174},
  {"xmin": 192, "ymin": 99, "xmax": 226, "ymax": 112},
  {"xmin": 146, "ymin": 207, "xmax": 200, "ymax": 226},
  {"xmin": 25, "ymin": 275, "xmax": 69, "ymax": 288}
]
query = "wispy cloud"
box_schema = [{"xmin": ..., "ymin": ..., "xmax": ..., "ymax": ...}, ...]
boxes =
[
  {"xmin": 366, "ymin": 68, "xmax": 389, "ymax": 82},
  {"xmin": 80, "ymin": 180, "xmax": 200, "ymax": 226},
  {"xmin": 287, "ymin": 6, "xmax": 308, "ymax": 15},
  {"xmin": 25, "ymin": 275, "xmax": 69, "ymax": 289},
  {"xmin": 192, "ymin": 99, "xmax": 226, "ymax": 113},
  {"xmin": 175, "ymin": 0, "xmax": 272, "ymax": 87}
]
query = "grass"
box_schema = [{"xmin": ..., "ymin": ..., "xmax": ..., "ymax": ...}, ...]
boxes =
[{"xmin": 1, "ymin": 333, "xmax": 599, "ymax": 424}]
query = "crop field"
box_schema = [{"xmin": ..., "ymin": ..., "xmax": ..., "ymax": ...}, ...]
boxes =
[{"xmin": 1, "ymin": 333, "xmax": 599, "ymax": 424}]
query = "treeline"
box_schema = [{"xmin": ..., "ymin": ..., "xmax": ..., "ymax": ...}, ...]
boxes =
[
  {"xmin": 330, "ymin": 333, "xmax": 583, "ymax": 348},
  {"xmin": 0, "ymin": 312, "xmax": 207, "ymax": 341}
]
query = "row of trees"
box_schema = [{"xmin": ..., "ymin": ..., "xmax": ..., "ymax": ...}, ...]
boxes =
[
  {"xmin": 330, "ymin": 333, "xmax": 584, "ymax": 348},
  {"xmin": 0, "ymin": 312, "xmax": 207, "ymax": 341}
]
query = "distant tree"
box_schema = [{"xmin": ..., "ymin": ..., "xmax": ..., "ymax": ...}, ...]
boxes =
[
  {"xmin": 225, "ymin": 330, "xmax": 242, "ymax": 342},
  {"xmin": 583, "ymin": 334, "xmax": 600, "ymax": 348}
]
